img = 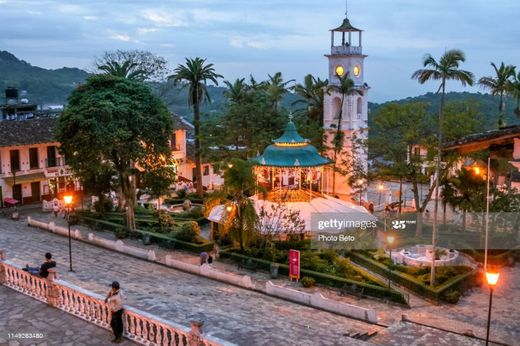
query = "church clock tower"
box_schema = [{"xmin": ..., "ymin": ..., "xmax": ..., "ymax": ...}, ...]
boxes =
[{"xmin": 323, "ymin": 12, "xmax": 369, "ymax": 198}]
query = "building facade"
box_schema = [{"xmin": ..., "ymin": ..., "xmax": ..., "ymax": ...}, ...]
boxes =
[{"xmin": 0, "ymin": 118, "xmax": 77, "ymax": 206}]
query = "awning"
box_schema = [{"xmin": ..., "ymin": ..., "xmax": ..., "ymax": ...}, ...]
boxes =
[
  {"xmin": 3, "ymin": 198, "xmax": 19, "ymax": 205},
  {"xmin": 177, "ymin": 175, "xmax": 192, "ymax": 183},
  {"xmin": 3, "ymin": 172, "xmax": 46, "ymax": 185}
]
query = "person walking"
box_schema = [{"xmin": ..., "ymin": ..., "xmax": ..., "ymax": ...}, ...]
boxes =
[{"xmin": 105, "ymin": 281, "xmax": 124, "ymax": 343}]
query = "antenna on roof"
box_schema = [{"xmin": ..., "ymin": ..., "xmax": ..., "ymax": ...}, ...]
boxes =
[{"xmin": 345, "ymin": 0, "xmax": 348, "ymax": 17}]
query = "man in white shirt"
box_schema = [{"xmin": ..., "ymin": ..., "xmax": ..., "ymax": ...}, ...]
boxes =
[{"xmin": 105, "ymin": 281, "xmax": 124, "ymax": 343}]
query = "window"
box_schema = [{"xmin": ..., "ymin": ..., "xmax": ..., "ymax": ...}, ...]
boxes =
[
  {"xmin": 356, "ymin": 97, "xmax": 363, "ymax": 119},
  {"xmin": 332, "ymin": 97, "xmax": 342, "ymax": 120},
  {"xmin": 414, "ymin": 147, "xmax": 421, "ymax": 157},
  {"xmin": 203, "ymin": 165, "xmax": 210, "ymax": 176},
  {"xmin": 9, "ymin": 150, "xmax": 20, "ymax": 172},
  {"xmin": 29, "ymin": 148, "xmax": 39, "ymax": 169},
  {"xmin": 170, "ymin": 132, "xmax": 177, "ymax": 150},
  {"xmin": 47, "ymin": 146, "xmax": 57, "ymax": 167}
]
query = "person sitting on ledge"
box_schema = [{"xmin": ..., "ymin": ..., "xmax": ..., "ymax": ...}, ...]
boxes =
[{"xmin": 24, "ymin": 252, "xmax": 56, "ymax": 277}]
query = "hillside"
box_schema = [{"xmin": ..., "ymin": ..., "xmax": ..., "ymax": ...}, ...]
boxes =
[
  {"xmin": 368, "ymin": 92, "xmax": 520, "ymax": 130},
  {"xmin": 0, "ymin": 51, "xmax": 89, "ymax": 105},
  {"xmin": 1, "ymin": 50, "xmax": 518, "ymax": 128}
]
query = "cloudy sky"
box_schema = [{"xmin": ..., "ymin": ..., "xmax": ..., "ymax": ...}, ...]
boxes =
[{"xmin": 1, "ymin": 0, "xmax": 519, "ymax": 102}]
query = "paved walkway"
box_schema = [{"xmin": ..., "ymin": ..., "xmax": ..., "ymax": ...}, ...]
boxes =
[
  {"xmin": 2, "ymin": 212, "xmax": 519, "ymax": 345},
  {"xmin": 0, "ymin": 215, "xmax": 377, "ymax": 346},
  {"xmin": 0, "ymin": 285, "xmax": 135, "ymax": 346}
]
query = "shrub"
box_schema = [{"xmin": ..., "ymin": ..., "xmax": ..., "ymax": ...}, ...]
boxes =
[
  {"xmin": 301, "ymin": 277, "xmax": 316, "ymax": 288},
  {"xmin": 176, "ymin": 188, "xmax": 187, "ymax": 199},
  {"xmin": 320, "ymin": 249, "xmax": 338, "ymax": 263},
  {"xmin": 157, "ymin": 211, "xmax": 176, "ymax": 233},
  {"xmin": 443, "ymin": 289, "xmax": 461, "ymax": 304},
  {"xmin": 114, "ymin": 227, "xmax": 130, "ymax": 239},
  {"xmin": 175, "ymin": 221, "xmax": 200, "ymax": 242},
  {"xmin": 300, "ymin": 251, "xmax": 329, "ymax": 273},
  {"xmin": 94, "ymin": 198, "xmax": 113, "ymax": 214}
]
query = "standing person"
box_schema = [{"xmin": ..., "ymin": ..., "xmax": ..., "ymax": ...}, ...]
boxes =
[
  {"xmin": 52, "ymin": 201, "xmax": 60, "ymax": 218},
  {"xmin": 105, "ymin": 281, "xmax": 124, "ymax": 343},
  {"xmin": 199, "ymin": 251, "xmax": 208, "ymax": 266}
]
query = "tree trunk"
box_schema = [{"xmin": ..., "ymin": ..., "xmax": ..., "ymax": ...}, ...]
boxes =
[
  {"xmin": 121, "ymin": 173, "xmax": 136, "ymax": 231},
  {"xmin": 398, "ymin": 176, "xmax": 403, "ymax": 216},
  {"xmin": 431, "ymin": 79, "xmax": 446, "ymax": 287},
  {"xmin": 412, "ymin": 181, "xmax": 423, "ymax": 237},
  {"xmin": 332, "ymin": 94, "xmax": 345, "ymax": 196},
  {"xmin": 193, "ymin": 98, "xmax": 204, "ymax": 197},
  {"xmin": 462, "ymin": 211, "xmax": 466, "ymax": 231},
  {"xmin": 443, "ymin": 202, "xmax": 447, "ymax": 228}
]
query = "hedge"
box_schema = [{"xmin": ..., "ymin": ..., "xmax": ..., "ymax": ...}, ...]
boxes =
[
  {"xmin": 460, "ymin": 249, "xmax": 518, "ymax": 267},
  {"xmin": 78, "ymin": 215, "xmax": 214, "ymax": 253},
  {"xmin": 349, "ymin": 251, "xmax": 476, "ymax": 302},
  {"xmin": 220, "ymin": 250, "xmax": 408, "ymax": 305}
]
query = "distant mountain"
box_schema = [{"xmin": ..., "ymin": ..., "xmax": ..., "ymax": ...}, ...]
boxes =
[
  {"xmin": 368, "ymin": 91, "xmax": 520, "ymax": 130},
  {"xmin": 0, "ymin": 50, "xmax": 89, "ymax": 105},
  {"xmin": 1, "ymin": 50, "xmax": 518, "ymax": 129}
]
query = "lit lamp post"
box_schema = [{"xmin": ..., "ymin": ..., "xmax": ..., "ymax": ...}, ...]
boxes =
[
  {"xmin": 63, "ymin": 195, "xmax": 74, "ymax": 272},
  {"xmin": 357, "ymin": 179, "xmax": 364, "ymax": 206},
  {"xmin": 485, "ymin": 271, "xmax": 499, "ymax": 346},
  {"xmin": 378, "ymin": 183, "xmax": 384, "ymax": 205},
  {"xmin": 386, "ymin": 234, "xmax": 395, "ymax": 292}
]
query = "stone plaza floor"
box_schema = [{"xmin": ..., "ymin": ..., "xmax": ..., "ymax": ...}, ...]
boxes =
[
  {"xmin": 0, "ymin": 285, "xmax": 135, "ymax": 346},
  {"xmin": 1, "ymin": 212, "xmax": 518, "ymax": 345}
]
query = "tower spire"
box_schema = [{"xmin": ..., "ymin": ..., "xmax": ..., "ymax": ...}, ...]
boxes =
[{"xmin": 345, "ymin": 0, "xmax": 348, "ymax": 18}]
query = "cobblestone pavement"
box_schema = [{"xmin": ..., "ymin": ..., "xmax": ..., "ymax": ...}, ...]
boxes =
[
  {"xmin": 0, "ymin": 216, "xmax": 377, "ymax": 346},
  {"xmin": 2, "ymin": 212, "xmax": 519, "ymax": 345},
  {"xmin": 0, "ymin": 285, "xmax": 135, "ymax": 346}
]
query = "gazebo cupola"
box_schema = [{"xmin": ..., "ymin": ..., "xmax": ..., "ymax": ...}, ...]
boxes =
[{"xmin": 251, "ymin": 121, "xmax": 332, "ymax": 202}]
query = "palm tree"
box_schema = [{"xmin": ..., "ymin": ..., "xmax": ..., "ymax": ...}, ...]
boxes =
[
  {"xmin": 478, "ymin": 62, "xmax": 516, "ymax": 127},
  {"xmin": 292, "ymin": 74, "xmax": 329, "ymax": 125},
  {"xmin": 169, "ymin": 57, "xmax": 223, "ymax": 197},
  {"xmin": 327, "ymin": 72, "xmax": 363, "ymax": 195},
  {"xmin": 265, "ymin": 72, "xmax": 294, "ymax": 113},
  {"xmin": 224, "ymin": 78, "xmax": 249, "ymax": 104},
  {"xmin": 98, "ymin": 60, "xmax": 146, "ymax": 80},
  {"xmin": 508, "ymin": 69, "xmax": 520, "ymax": 117},
  {"xmin": 412, "ymin": 49, "xmax": 474, "ymax": 286}
]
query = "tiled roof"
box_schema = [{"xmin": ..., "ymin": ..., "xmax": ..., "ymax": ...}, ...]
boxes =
[
  {"xmin": 172, "ymin": 113, "xmax": 194, "ymax": 131},
  {"xmin": 0, "ymin": 118, "xmax": 57, "ymax": 147}
]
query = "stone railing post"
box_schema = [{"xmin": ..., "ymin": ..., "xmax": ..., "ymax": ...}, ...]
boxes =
[
  {"xmin": 0, "ymin": 250, "xmax": 6, "ymax": 284},
  {"xmin": 46, "ymin": 268, "xmax": 60, "ymax": 307},
  {"xmin": 189, "ymin": 319, "xmax": 204, "ymax": 346}
]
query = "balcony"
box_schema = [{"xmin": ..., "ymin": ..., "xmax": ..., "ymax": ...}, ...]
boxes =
[
  {"xmin": 331, "ymin": 45, "xmax": 362, "ymax": 55},
  {"xmin": 45, "ymin": 157, "xmax": 65, "ymax": 168}
]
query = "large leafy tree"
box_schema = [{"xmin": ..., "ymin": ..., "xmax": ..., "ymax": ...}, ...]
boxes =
[
  {"xmin": 292, "ymin": 74, "xmax": 329, "ymax": 125},
  {"xmin": 56, "ymin": 75, "xmax": 173, "ymax": 230},
  {"xmin": 508, "ymin": 69, "xmax": 520, "ymax": 117},
  {"xmin": 95, "ymin": 50, "xmax": 168, "ymax": 81},
  {"xmin": 265, "ymin": 72, "xmax": 294, "ymax": 113},
  {"xmin": 411, "ymin": 49, "xmax": 474, "ymax": 286},
  {"xmin": 169, "ymin": 57, "xmax": 223, "ymax": 197},
  {"xmin": 327, "ymin": 72, "xmax": 363, "ymax": 195},
  {"xmin": 478, "ymin": 62, "xmax": 516, "ymax": 127}
]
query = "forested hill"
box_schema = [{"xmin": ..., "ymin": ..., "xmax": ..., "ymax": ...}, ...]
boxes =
[
  {"xmin": 1, "ymin": 50, "xmax": 518, "ymax": 129},
  {"xmin": 0, "ymin": 50, "xmax": 89, "ymax": 105},
  {"xmin": 368, "ymin": 92, "xmax": 520, "ymax": 130}
]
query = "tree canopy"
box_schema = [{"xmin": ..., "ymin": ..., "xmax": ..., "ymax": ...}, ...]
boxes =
[{"xmin": 56, "ymin": 74, "xmax": 174, "ymax": 229}]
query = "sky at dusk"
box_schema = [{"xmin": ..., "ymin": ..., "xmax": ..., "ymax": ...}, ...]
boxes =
[{"xmin": 0, "ymin": 0, "xmax": 519, "ymax": 102}]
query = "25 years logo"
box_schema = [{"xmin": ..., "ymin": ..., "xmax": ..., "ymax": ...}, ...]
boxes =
[{"xmin": 391, "ymin": 220, "xmax": 406, "ymax": 230}]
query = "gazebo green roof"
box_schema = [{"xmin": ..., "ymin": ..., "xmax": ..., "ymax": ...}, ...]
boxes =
[
  {"xmin": 272, "ymin": 121, "xmax": 308, "ymax": 144},
  {"xmin": 330, "ymin": 17, "xmax": 362, "ymax": 32},
  {"xmin": 251, "ymin": 121, "xmax": 332, "ymax": 168}
]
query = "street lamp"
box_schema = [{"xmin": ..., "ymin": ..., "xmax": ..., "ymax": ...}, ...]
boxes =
[
  {"xmin": 357, "ymin": 179, "xmax": 364, "ymax": 205},
  {"xmin": 378, "ymin": 183, "xmax": 384, "ymax": 205},
  {"xmin": 63, "ymin": 194, "xmax": 74, "ymax": 272},
  {"xmin": 485, "ymin": 271, "xmax": 500, "ymax": 346},
  {"xmin": 386, "ymin": 234, "xmax": 395, "ymax": 292}
]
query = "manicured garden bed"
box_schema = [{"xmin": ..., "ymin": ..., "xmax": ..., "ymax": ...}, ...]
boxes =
[
  {"xmin": 220, "ymin": 248, "xmax": 408, "ymax": 305},
  {"xmin": 77, "ymin": 214, "xmax": 214, "ymax": 253},
  {"xmin": 349, "ymin": 251, "xmax": 476, "ymax": 303}
]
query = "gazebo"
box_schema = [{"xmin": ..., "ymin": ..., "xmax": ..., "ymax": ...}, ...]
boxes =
[
  {"xmin": 207, "ymin": 121, "xmax": 375, "ymax": 235},
  {"xmin": 250, "ymin": 121, "xmax": 332, "ymax": 203}
]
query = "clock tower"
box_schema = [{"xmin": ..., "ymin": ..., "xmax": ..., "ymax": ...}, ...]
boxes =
[{"xmin": 323, "ymin": 13, "xmax": 369, "ymax": 198}]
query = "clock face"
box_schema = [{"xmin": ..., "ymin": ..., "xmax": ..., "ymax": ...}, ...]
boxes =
[
  {"xmin": 353, "ymin": 65, "xmax": 360, "ymax": 77},
  {"xmin": 335, "ymin": 65, "xmax": 344, "ymax": 77}
]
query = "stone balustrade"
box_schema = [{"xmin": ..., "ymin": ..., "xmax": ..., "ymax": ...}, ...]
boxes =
[{"xmin": 0, "ymin": 252, "xmax": 233, "ymax": 346}]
